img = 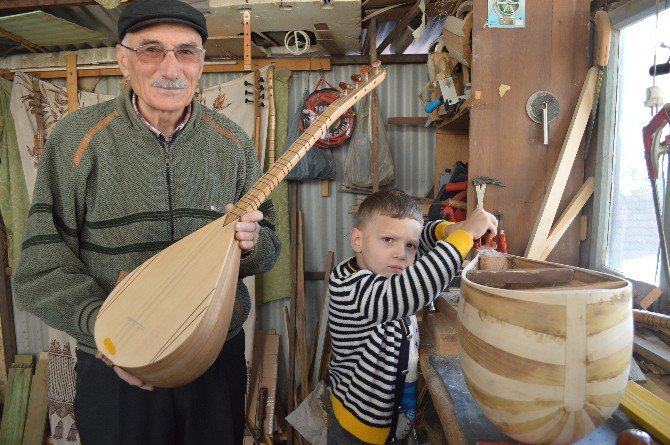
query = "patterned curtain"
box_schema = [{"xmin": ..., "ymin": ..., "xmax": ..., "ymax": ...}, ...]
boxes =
[{"xmin": 10, "ymin": 71, "xmax": 114, "ymax": 445}]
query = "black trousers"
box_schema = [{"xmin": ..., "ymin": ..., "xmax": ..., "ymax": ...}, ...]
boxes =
[{"xmin": 74, "ymin": 330, "xmax": 246, "ymax": 445}]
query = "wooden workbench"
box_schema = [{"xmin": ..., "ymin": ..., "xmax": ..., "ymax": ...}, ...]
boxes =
[{"xmin": 419, "ymin": 292, "xmax": 635, "ymax": 444}]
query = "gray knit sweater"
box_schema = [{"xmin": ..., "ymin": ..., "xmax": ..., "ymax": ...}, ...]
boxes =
[{"xmin": 14, "ymin": 89, "xmax": 281, "ymax": 355}]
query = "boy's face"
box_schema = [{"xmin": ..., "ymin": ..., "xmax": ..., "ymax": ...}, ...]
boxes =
[{"xmin": 350, "ymin": 214, "xmax": 423, "ymax": 277}]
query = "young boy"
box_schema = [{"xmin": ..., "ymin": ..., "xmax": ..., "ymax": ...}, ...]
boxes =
[{"xmin": 327, "ymin": 189, "xmax": 497, "ymax": 444}]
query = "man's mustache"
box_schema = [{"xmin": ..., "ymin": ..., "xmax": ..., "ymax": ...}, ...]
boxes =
[{"xmin": 151, "ymin": 78, "xmax": 189, "ymax": 89}]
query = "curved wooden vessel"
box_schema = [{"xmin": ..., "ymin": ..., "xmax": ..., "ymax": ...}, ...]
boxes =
[
  {"xmin": 95, "ymin": 64, "xmax": 387, "ymax": 387},
  {"xmin": 458, "ymin": 254, "xmax": 632, "ymax": 444}
]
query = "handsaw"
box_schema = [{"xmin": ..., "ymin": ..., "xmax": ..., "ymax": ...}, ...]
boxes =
[{"xmin": 94, "ymin": 62, "xmax": 387, "ymax": 388}]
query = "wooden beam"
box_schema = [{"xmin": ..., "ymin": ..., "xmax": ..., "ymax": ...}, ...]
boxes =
[
  {"xmin": 314, "ymin": 23, "xmax": 344, "ymax": 56},
  {"xmin": 242, "ymin": 10, "xmax": 252, "ymax": 71},
  {"xmin": 0, "ymin": 29, "xmax": 44, "ymax": 53},
  {"xmin": 466, "ymin": 267, "xmax": 575, "ymax": 288},
  {"xmin": 634, "ymin": 329, "xmax": 670, "ymax": 371},
  {"xmin": 66, "ymin": 54, "xmax": 78, "ymax": 113},
  {"xmin": 376, "ymin": 0, "xmax": 423, "ymax": 55},
  {"xmin": 0, "ymin": 0, "xmax": 96, "ymax": 12},
  {"xmin": 332, "ymin": 54, "xmax": 426, "ymax": 65},
  {"xmin": 539, "ymin": 177, "xmax": 595, "ymax": 261},
  {"xmin": 629, "ymin": 278, "xmax": 663, "ymax": 310},
  {"xmin": 1, "ymin": 58, "xmax": 331, "ymax": 81},
  {"xmin": 21, "ymin": 352, "xmax": 48, "ymax": 445}
]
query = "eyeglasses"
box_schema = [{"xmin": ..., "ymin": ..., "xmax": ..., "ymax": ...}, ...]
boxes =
[{"xmin": 120, "ymin": 43, "xmax": 205, "ymax": 64}]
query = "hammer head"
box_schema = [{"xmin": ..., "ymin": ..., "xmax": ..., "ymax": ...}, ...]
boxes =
[{"xmin": 472, "ymin": 176, "xmax": 505, "ymax": 187}]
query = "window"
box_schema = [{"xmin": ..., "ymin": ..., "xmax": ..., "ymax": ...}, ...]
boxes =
[{"xmin": 604, "ymin": 8, "xmax": 670, "ymax": 285}]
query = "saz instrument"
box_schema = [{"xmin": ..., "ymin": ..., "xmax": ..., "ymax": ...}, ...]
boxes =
[{"xmin": 95, "ymin": 63, "xmax": 387, "ymax": 388}]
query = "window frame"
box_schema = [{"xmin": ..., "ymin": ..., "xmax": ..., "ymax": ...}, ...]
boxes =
[{"xmin": 590, "ymin": 0, "xmax": 670, "ymax": 281}]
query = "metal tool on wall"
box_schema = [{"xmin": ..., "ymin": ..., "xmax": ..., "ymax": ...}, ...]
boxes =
[
  {"xmin": 642, "ymin": 103, "xmax": 670, "ymax": 287},
  {"xmin": 526, "ymin": 91, "xmax": 559, "ymax": 145}
]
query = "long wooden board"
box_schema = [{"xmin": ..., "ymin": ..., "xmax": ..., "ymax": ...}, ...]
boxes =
[{"xmin": 525, "ymin": 67, "xmax": 598, "ymax": 259}]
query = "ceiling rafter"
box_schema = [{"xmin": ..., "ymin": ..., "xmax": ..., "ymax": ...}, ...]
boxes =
[
  {"xmin": 0, "ymin": 1, "xmax": 99, "ymax": 12},
  {"xmin": 375, "ymin": 0, "xmax": 425, "ymax": 55},
  {"xmin": 0, "ymin": 27, "xmax": 45, "ymax": 52}
]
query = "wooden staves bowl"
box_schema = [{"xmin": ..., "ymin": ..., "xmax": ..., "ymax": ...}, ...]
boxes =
[{"xmin": 458, "ymin": 253, "xmax": 633, "ymax": 444}]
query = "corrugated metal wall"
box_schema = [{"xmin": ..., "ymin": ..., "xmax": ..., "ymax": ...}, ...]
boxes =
[{"xmin": 13, "ymin": 64, "xmax": 435, "ymax": 403}]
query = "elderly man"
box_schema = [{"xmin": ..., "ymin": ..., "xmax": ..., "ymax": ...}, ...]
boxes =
[{"xmin": 13, "ymin": 0, "xmax": 281, "ymax": 443}]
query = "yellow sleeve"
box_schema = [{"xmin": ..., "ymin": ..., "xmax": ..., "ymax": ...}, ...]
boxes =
[
  {"xmin": 444, "ymin": 229, "xmax": 473, "ymax": 259},
  {"xmin": 435, "ymin": 221, "xmax": 455, "ymax": 241}
]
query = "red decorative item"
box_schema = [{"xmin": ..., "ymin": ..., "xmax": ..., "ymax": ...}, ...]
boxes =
[{"xmin": 299, "ymin": 78, "xmax": 356, "ymax": 149}]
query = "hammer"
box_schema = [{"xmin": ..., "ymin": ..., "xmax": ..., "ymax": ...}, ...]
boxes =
[{"xmin": 472, "ymin": 176, "xmax": 505, "ymax": 209}]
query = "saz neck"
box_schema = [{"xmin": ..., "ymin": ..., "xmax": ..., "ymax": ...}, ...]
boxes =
[{"xmin": 223, "ymin": 67, "xmax": 387, "ymax": 225}]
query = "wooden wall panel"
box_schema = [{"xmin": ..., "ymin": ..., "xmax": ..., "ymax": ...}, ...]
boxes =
[{"xmin": 468, "ymin": 1, "xmax": 589, "ymax": 264}]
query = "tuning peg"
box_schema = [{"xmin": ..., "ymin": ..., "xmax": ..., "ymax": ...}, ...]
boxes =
[
  {"xmin": 350, "ymin": 74, "xmax": 362, "ymax": 85},
  {"xmin": 258, "ymin": 84, "xmax": 265, "ymax": 91},
  {"xmin": 259, "ymin": 77, "xmax": 265, "ymax": 82},
  {"xmin": 372, "ymin": 59, "xmax": 381, "ymax": 73},
  {"xmin": 360, "ymin": 66, "xmax": 370, "ymax": 80},
  {"xmin": 244, "ymin": 80, "xmax": 253, "ymax": 87},
  {"xmin": 260, "ymin": 93, "xmax": 265, "ymax": 100},
  {"xmin": 339, "ymin": 82, "xmax": 352, "ymax": 95},
  {"xmin": 260, "ymin": 102, "xmax": 265, "ymax": 107},
  {"xmin": 245, "ymin": 97, "xmax": 253, "ymax": 104},
  {"xmin": 245, "ymin": 90, "xmax": 253, "ymax": 96}
]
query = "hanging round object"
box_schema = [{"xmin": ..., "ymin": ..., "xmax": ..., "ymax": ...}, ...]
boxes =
[
  {"xmin": 299, "ymin": 87, "xmax": 356, "ymax": 149},
  {"xmin": 284, "ymin": 30, "xmax": 311, "ymax": 56}
]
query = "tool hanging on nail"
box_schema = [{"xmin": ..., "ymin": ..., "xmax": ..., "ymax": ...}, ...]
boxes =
[{"xmin": 526, "ymin": 91, "xmax": 560, "ymax": 145}]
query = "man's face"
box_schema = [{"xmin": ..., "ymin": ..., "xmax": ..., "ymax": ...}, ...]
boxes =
[
  {"xmin": 350, "ymin": 214, "xmax": 423, "ymax": 277},
  {"xmin": 116, "ymin": 23, "xmax": 204, "ymax": 116}
]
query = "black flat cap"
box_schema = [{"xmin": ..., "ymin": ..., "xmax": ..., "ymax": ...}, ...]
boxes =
[{"xmin": 118, "ymin": 0, "xmax": 208, "ymax": 43}]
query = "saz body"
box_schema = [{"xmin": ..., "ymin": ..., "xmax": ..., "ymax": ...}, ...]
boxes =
[
  {"xmin": 95, "ymin": 64, "xmax": 387, "ymax": 387},
  {"xmin": 458, "ymin": 254, "xmax": 632, "ymax": 444}
]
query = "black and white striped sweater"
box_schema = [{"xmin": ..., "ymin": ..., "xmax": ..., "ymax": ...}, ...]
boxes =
[{"xmin": 328, "ymin": 220, "xmax": 472, "ymax": 444}]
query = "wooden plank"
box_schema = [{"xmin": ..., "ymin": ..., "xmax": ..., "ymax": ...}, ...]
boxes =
[
  {"xmin": 469, "ymin": 0, "xmax": 589, "ymax": 261},
  {"xmin": 21, "ymin": 352, "xmax": 48, "ymax": 445},
  {"xmin": 634, "ymin": 329, "xmax": 670, "ymax": 372},
  {"xmin": 539, "ymin": 176, "xmax": 595, "ymax": 260},
  {"xmin": 286, "ymin": 183, "xmax": 298, "ymax": 445},
  {"xmin": 331, "ymin": 54, "xmax": 427, "ymax": 65},
  {"xmin": 0, "ymin": 29, "xmax": 44, "ymax": 53},
  {"xmin": 628, "ymin": 358, "xmax": 647, "ymax": 384},
  {"xmin": 0, "ymin": 355, "xmax": 34, "ymax": 445},
  {"xmin": 466, "ymin": 267, "xmax": 574, "ymax": 287},
  {"xmin": 309, "ymin": 251, "xmax": 334, "ymax": 389},
  {"xmin": 424, "ymin": 295, "xmax": 459, "ymax": 357},
  {"xmin": 66, "ymin": 54, "xmax": 78, "ymax": 113},
  {"xmin": 1, "ymin": 58, "xmax": 331, "ymax": 82},
  {"xmin": 525, "ymin": 67, "xmax": 598, "ymax": 260},
  {"xmin": 0, "ymin": 0, "xmax": 95, "ymax": 11},
  {"xmin": 620, "ymin": 381, "xmax": 670, "ymax": 444},
  {"xmin": 628, "ymin": 278, "xmax": 664, "ymax": 310},
  {"xmin": 371, "ymin": 91, "xmax": 380, "ymax": 192},
  {"xmin": 296, "ymin": 212, "xmax": 310, "ymax": 400},
  {"xmin": 641, "ymin": 372, "xmax": 670, "ymax": 405},
  {"xmin": 376, "ymin": 0, "xmax": 423, "ymax": 55},
  {"xmin": 314, "ymin": 23, "xmax": 344, "ymax": 56},
  {"xmin": 243, "ymin": 11, "xmax": 252, "ymax": 71}
]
